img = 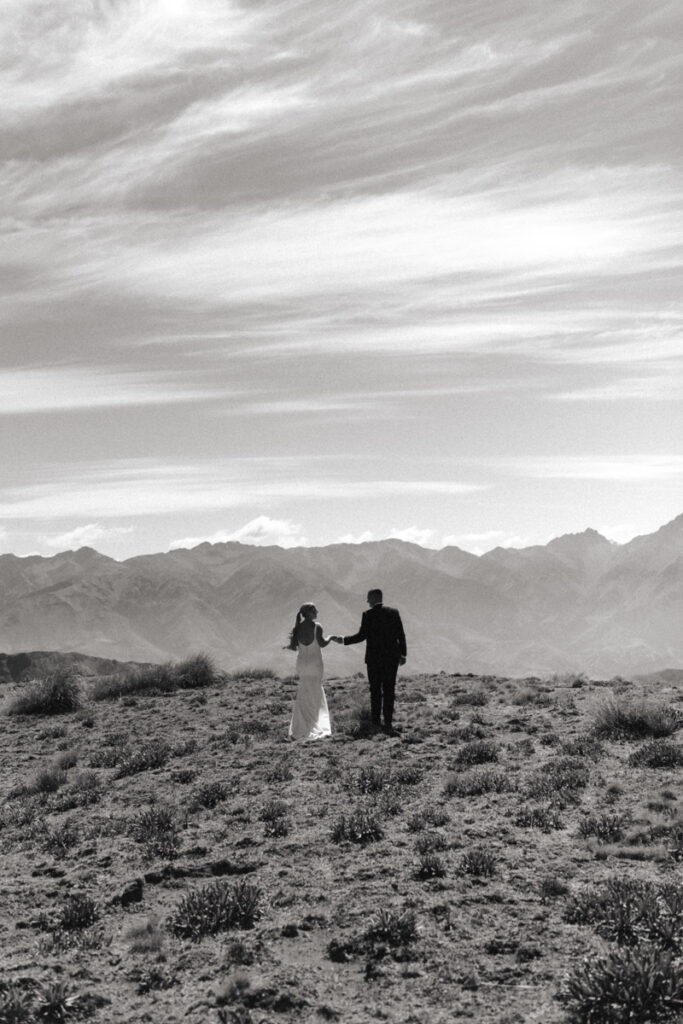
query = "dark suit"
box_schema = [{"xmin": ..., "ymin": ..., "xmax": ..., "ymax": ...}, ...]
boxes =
[{"xmin": 343, "ymin": 604, "xmax": 407, "ymax": 728}]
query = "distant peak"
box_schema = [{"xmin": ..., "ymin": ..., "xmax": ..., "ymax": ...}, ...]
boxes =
[{"xmin": 547, "ymin": 528, "xmax": 611, "ymax": 549}]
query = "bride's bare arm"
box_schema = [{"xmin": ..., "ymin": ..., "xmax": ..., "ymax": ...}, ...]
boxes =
[{"xmin": 316, "ymin": 622, "xmax": 334, "ymax": 647}]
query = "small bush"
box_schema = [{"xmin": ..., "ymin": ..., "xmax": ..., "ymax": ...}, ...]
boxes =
[
  {"xmin": 0, "ymin": 981, "xmax": 33, "ymax": 1023},
  {"xmin": 92, "ymin": 664, "xmax": 176, "ymax": 701},
  {"xmin": 452, "ymin": 691, "xmax": 488, "ymax": 707},
  {"xmin": 561, "ymin": 736, "xmax": 605, "ymax": 760},
  {"xmin": 42, "ymin": 817, "xmax": 80, "ymax": 856},
  {"xmin": 30, "ymin": 767, "xmax": 68, "ymax": 795},
  {"xmin": 452, "ymin": 740, "xmax": 499, "ymax": 767},
  {"xmin": 33, "ymin": 980, "xmax": 80, "ymax": 1022},
  {"xmin": 628, "ymin": 740, "xmax": 683, "ymax": 769},
  {"xmin": 515, "ymin": 805, "xmax": 564, "ymax": 831},
  {"xmin": 116, "ymin": 741, "xmax": 170, "ymax": 777},
  {"xmin": 7, "ymin": 671, "xmax": 81, "ymax": 716},
  {"xmin": 540, "ymin": 875, "xmax": 569, "ymax": 901},
  {"xmin": 365, "ymin": 908, "xmax": 418, "ymax": 948},
  {"xmin": 344, "ymin": 766, "xmax": 393, "ymax": 794},
  {"xmin": 190, "ymin": 781, "xmax": 229, "ymax": 810},
  {"xmin": 563, "ymin": 877, "xmax": 683, "ymax": 950},
  {"xmin": 561, "ymin": 944, "xmax": 683, "ymax": 1023},
  {"xmin": 526, "ymin": 756, "xmax": 589, "ymax": 805},
  {"xmin": 444, "ymin": 769, "xmax": 515, "ymax": 797},
  {"xmin": 125, "ymin": 916, "xmax": 165, "ymax": 955},
  {"xmin": 169, "ymin": 880, "xmax": 262, "ymax": 940},
  {"xmin": 416, "ymin": 853, "xmax": 446, "ymax": 879},
  {"xmin": 259, "ymin": 799, "xmax": 287, "ymax": 822},
  {"xmin": 459, "ymin": 847, "xmax": 496, "ymax": 877},
  {"xmin": 415, "ymin": 832, "xmax": 448, "ymax": 855},
  {"xmin": 58, "ymin": 894, "xmax": 98, "ymax": 931},
  {"xmin": 593, "ymin": 698, "xmax": 681, "ymax": 740},
  {"xmin": 407, "ymin": 806, "xmax": 450, "ymax": 832},
  {"xmin": 331, "ymin": 806, "xmax": 383, "ymax": 845},
  {"xmin": 129, "ymin": 806, "xmax": 180, "ymax": 859},
  {"xmin": 578, "ymin": 813, "xmax": 630, "ymax": 842},
  {"xmin": 174, "ymin": 653, "xmax": 219, "ymax": 689},
  {"xmin": 225, "ymin": 667, "xmax": 276, "ymax": 682}
]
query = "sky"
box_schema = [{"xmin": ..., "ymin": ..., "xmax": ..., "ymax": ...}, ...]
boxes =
[{"xmin": 1, "ymin": 0, "xmax": 682, "ymax": 559}]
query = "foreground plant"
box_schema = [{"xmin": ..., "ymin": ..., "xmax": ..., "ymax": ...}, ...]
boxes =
[
  {"xmin": 561, "ymin": 944, "xmax": 683, "ymax": 1023},
  {"xmin": 169, "ymin": 880, "xmax": 262, "ymax": 940},
  {"xmin": 7, "ymin": 671, "xmax": 81, "ymax": 716},
  {"xmin": 331, "ymin": 805, "xmax": 384, "ymax": 845}
]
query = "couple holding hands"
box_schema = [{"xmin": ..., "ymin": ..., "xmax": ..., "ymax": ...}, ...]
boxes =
[{"xmin": 286, "ymin": 589, "xmax": 407, "ymax": 741}]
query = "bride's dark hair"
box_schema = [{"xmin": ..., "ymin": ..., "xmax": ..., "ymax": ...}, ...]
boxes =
[{"xmin": 285, "ymin": 602, "xmax": 316, "ymax": 650}]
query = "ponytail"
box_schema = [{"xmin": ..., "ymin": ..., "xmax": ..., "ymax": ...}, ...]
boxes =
[{"xmin": 284, "ymin": 602, "xmax": 316, "ymax": 650}]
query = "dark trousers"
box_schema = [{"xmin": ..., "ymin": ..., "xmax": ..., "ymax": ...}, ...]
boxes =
[{"xmin": 367, "ymin": 659, "xmax": 399, "ymax": 727}]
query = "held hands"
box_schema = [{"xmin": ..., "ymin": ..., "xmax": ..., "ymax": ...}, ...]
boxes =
[
  {"xmin": 329, "ymin": 636, "xmax": 343, "ymax": 644},
  {"xmin": 399, "ymin": 656, "xmax": 406, "ymax": 665}
]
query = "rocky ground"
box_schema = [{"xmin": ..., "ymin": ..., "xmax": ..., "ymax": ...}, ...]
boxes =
[{"xmin": 1, "ymin": 666, "xmax": 682, "ymax": 1023}]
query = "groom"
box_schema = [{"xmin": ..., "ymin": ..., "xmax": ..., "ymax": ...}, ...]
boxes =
[{"xmin": 338, "ymin": 589, "xmax": 407, "ymax": 736}]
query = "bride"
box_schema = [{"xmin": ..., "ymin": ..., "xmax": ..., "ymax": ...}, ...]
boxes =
[{"xmin": 286, "ymin": 602, "xmax": 333, "ymax": 741}]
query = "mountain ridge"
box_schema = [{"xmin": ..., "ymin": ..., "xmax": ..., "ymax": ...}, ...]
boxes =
[{"xmin": 1, "ymin": 515, "xmax": 681, "ymax": 677}]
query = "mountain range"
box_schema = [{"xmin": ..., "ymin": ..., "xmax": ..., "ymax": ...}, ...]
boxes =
[{"xmin": 1, "ymin": 514, "xmax": 682, "ymax": 678}]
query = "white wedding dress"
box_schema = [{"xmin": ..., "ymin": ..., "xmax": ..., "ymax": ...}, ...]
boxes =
[{"xmin": 289, "ymin": 636, "xmax": 331, "ymax": 741}]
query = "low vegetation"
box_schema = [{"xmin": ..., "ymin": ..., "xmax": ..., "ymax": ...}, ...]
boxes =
[{"xmin": 1, "ymin": 665, "xmax": 682, "ymax": 1023}]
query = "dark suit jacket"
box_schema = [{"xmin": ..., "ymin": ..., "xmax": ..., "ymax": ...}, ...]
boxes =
[{"xmin": 343, "ymin": 604, "xmax": 407, "ymax": 664}]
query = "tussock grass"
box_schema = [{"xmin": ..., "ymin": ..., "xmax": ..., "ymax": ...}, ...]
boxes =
[
  {"xmin": 452, "ymin": 739, "xmax": 499, "ymax": 766},
  {"xmin": 592, "ymin": 697, "xmax": 681, "ymax": 740},
  {"xmin": 7, "ymin": 671, "xmax": 81, "ymax": 716},
  {"xmin": 331, "ymin": 805, "xmax": 384, "ymax": 845},
  {"xmin": 169, "ymin": 880, "xmax": 262, "ymax": 940},
  {"xmin": 628, "ymin": 740, "xmax": 683, "ymax": 769},
  {"xmin": 92, "ymin": 653, "xmax": 222, "ymax": 701}
]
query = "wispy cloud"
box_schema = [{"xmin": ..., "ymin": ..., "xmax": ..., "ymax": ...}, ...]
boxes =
[
  {"xmin": 169, "ymin": 516, "xmax": 309, "ymax": 550},
  {"xmin": 0, "ymin": 0, "xmax": 680, "ymax": 555},
  {"xmin": 504, "ymin": 456, "xmax": 683, "ymax": 481},
  {"xmin": 43, "ymin": 522, "xmax": 133, "ymax": 550}
]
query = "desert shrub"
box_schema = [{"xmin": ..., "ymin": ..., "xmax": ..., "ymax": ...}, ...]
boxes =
[
  {"xmin": 560, "ymin": 944, "xmax": 683, "ymax": 1024},
  {"xmin": 61, "ymin": 771, "xmax": 103, "ymax": 808},
  {"xmin": 259, "ymin": 799, "xmax": 287, "ymax": 822},
  {"xmin": 169, "ymin": 880, "xmax": 262, "ymax": 940},
  {"xmin": 392, "ymin": 765, "xmax": 422, "ymax": 786},
  {"xmin": 578, "ymin": 813, "xmax": 630, "ymax": 842},
  {"xmin": 30, "ymin": 767, "xmax": 68, "ymax": 795},
  {"xmin": 365, "ymin": 908, "xmax": 418, "ymax": 948},
  {"xmin": 540, "ymin": 875, "xmax": 569, "ymax": 901},
  {"xmin": 263, "ymin": 816, "xmax": 289, "ymax": 838},
  {"xmin": 515, "ymin": 805, "xmax": 564, "ymax": 831},
  {"xmin": 526, "ymin": 756, "xmax": 589, "ymax": 804},
  {"xmin": 264, "ymin": 759, "xmax": 293, "ymax": 783},
  {"xmin": 564, "ymin": 877, "xmax": 683, "ymax": 950},
  {"xmin": 42, "ymin": 817, "xmax": 80, "ymax": 856},
  {"xmin": 561, "ymin": 735, "xmax": 604, "ymax": 760},
  {"xmin": 174, "ymin": 653, "xmax": 219, "ymax": 689},
  {"xmin": 190, "ymin": 781, "xmax": 229, "ymax": 810},
  {"xmin": 451, "ymin": 722, "xmax": 488, "ymax": 742},
  {"xmin": 129, "ymin": 806, "xmax": 180, "ymax": 859},
  {"xmin": 125, "ymin": 916, "xmax": 165, "ymax": 955},
  {"xmin": 0, "ymin": 981, "xmax": 33, "ymax": 1023},
  {"xmin": 91, "ymin": 664, "xmax": 177, "ymax": 700},
  {"xmin": 33, "ymin": 980, "xmax": 80, "ymax": 1022},
  {"xmin": 592, "ymin": 698, "xmax": 681, "ymax": 741},
  {"xmin": 116, "ymin": 741, "xmax": 170, "ymax": 777},
  {"xmin": 407, "ymin": 806, "xmax": 450, "ymax": 832},
  {"xmin": 416, "ymin": 853, "xmax": 446, "ymax": 879},
  {"xmin": 7, "ymin": 671, "xmax": 81, "ymax": 716},
  {"xmin": 342, "ymin": 704, "xmax": 377, "ymax": 739},
  {"xmin": 444, "ymin": 769, "xmax": 515, "ymax": 797},
  {"xmin": 53, "ymin": 750, "xmax": 78, "ymax": 771},
  {"xmin": 225, "ymin": 667, "xmax": 276, "ymax": 682},
  {"xmin": 88, "ymin": 746, "xmax": 123, "ymax": 768},
  {"xmin": 452, "ymin": 691, "xmax": 488, "ymax": 706},
  {"xmin": 344, "ymin": 766, "xmax": 391, "ymax": 793},
  {"xmin": 452, "ymin": 740, "xmax": 499, "ymax": 767},
  {"xmin": 628, "ymin": 740, "xmax": 683, "ymax": 769},
  {"xmin": 415, "ymin": 832, "xmax": 448, "ymax": 854},
  {"xmin": 331, "ymin": 806, "xmax": 384, "ymax": 845},
  {"xmin": 58, "ymin": 894, "xmax": 98, "ymax": 931},
  {"xmin": 459, "ymin": 847, "xmax": 496, "ymax": 877}
]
